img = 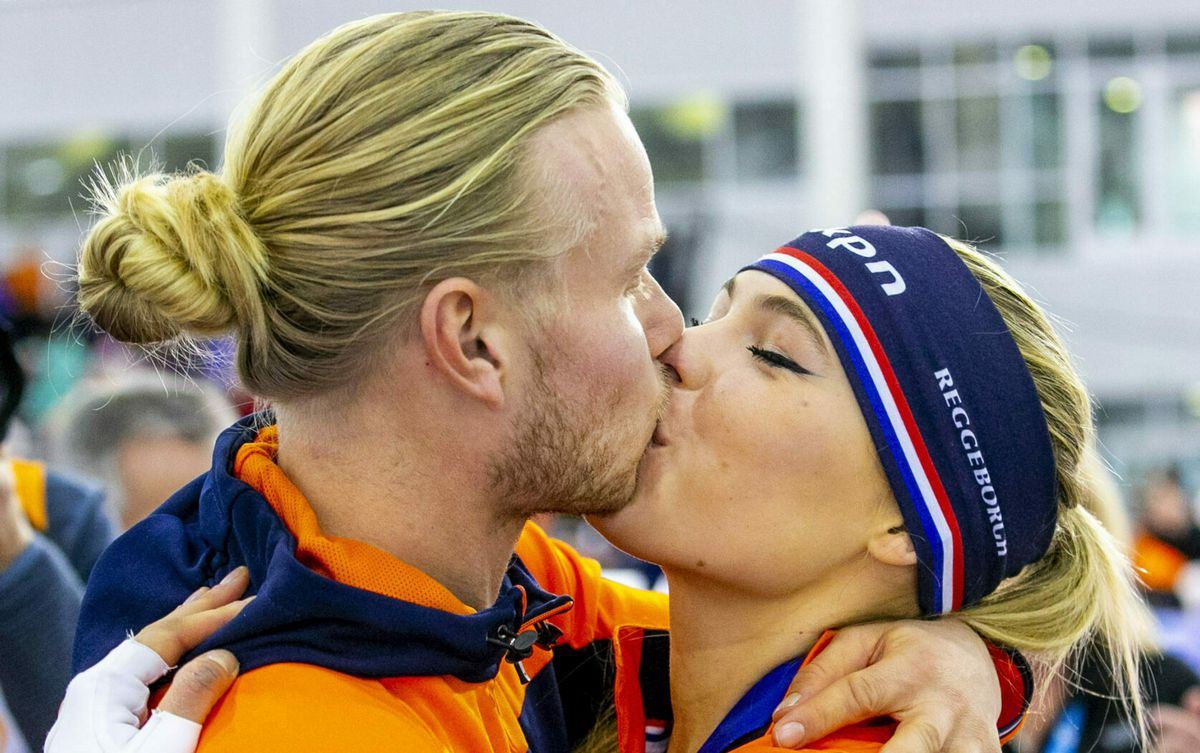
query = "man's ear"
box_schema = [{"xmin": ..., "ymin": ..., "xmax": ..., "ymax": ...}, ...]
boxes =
[
  {"xmin": 418, "ymin": 278, "xmax": 509, "ymax": 409},
  {"xmin": 867, "ymin": 524, "xmax": 918, "ymax": 568}
]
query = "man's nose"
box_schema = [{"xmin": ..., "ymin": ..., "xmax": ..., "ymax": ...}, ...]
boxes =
[
  {"xmin": 656, "ymin": 325, "xmax": 711, "ymax": 392},
  {"xmin": 642, "ymin": 275, "xmax": 684, "ymax": 360}
]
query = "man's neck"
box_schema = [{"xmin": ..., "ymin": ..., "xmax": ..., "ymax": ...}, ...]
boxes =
[
  {"xmin": 662, "ymin": 570, "xmax": 875, "ymax": 753},
  {"xmin": 273, "ymin": 409, "xmax": 522, "ymax": 611}
]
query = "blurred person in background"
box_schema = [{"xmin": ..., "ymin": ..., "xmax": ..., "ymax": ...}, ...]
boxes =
[
  {"xmin": 1008, "ymin": 454, "xmax": 1200, "ymax": 753},
  {"xmin": 42, "ymin": 370, "xmax": 238, "ymax": 531},
  {"xmin": 0, "ymin": 246, "xmax": 92, "ymax": 428},
  {"xmin": 0, "ymin": 321, "xmax": 113, "ymax": 751},
  {"xmin": 1133, "ymin": 465, "xmax": 1200, "ymax": 610}
]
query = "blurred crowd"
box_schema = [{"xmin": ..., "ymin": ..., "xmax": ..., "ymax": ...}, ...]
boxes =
[
  {"xmin": 0, "ymin": 246, "xmax": 241, "ymax": 752},
  {"xmin": 0, "ymin": 241, "xmax": 1199, "ymax": 753}
]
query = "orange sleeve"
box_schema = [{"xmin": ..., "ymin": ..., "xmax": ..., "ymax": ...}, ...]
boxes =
[{"xmin": 515, "ymin": 521, "xmax": 669, "ymax": 648}]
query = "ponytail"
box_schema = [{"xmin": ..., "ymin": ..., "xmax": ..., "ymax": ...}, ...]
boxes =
[{"xmin": 943, "ymin": 237, "xmax": 1151, "ymax": 746}]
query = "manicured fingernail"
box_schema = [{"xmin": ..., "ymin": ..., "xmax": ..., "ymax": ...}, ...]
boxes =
[
  {"xmin": 184, "ymin": 586, "xmax": 209, "ymax": 604},
  {"xmin": 775, "ymin": 722, "xmax": 806, "ymax": 747},
  {"xmin": 219, "ymin": 566, "xmax": 246, "ymax": 586},
  {"xmin": 774, "ymin": 693, "xmax": 801, "ymax": 715}
]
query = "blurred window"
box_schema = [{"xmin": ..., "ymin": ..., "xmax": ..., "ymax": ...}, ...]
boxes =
[
  {"xmin": 923, "ymin": 207, "xmax": 960, "ymax": 236},
  {"xmin": 150, "ymin": 133, "xmax": 218, "ymax": 173},
  {"xmin": 1166, "ymin": 32, "xmax": 1200, "ymax": 57},
  {"xmin": 0, "ymin": 132, "xmax": 216, "ymax": 220},
  {"xmin": 870, "ymin": 48, "xmax": 921, "ymax": 70},
  {"xmin": 955, "ymin": 203, "xmax": 1004, "ymax": 245},
  {"xmin": 953, "ymin": 42, "xmax": 998, "ymax": 66},
  {"xmin": 870, "ymin": 100, "xmax": 925, "ymax": 175},
  {"xmin": 1168, "ymin": 86, "xmax": 1200, "ymax": 231},
  {"xmin": 956, "ymin": 97, "xmax": 1001, "ymax": 172},
  {"xmin": 1030, "ymin": 92, "xmax": 1063, "ymax": 168},
  {"xmin": 2, "ymin": 135, "xmax": 129, "ymax": 218},
  {"xmin": 876, "ymin": 207, "xmax": 925, "ymax": 228},
  {"xmin": 1095, "ymin": 93, "xmax": 1141, "ymax": 233},
  {"xmin": 1088, "ymin": 35, "xmax": 1136, "ymax": 59},
  {"xmin": 630, "ymin": 103, "xmax": 711, "ymax": 185},
  {"xmin": 867, "ymin": 40, "xmax": 1073, "ymax": 253},
  {"xmin": 733, "ymin": 101, "xmax": 799, "ymax": 180},
  {"xmin": 1033, "ymin": 201, "xmax": 1067, "ymax": 246}
]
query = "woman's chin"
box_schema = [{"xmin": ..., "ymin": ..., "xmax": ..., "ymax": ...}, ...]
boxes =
[{"xmin": 587, "ymin": 482, "xmax": 661, "ymax": 553}]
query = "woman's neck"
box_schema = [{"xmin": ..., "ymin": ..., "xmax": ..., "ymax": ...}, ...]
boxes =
[{"xmin": 662, "ymin": 567, "xmax": 889, "ymax": 753}]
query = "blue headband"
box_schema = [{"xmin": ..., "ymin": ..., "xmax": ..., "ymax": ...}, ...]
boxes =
[{"xmin": 742, "ymin": 226, "xmax": 1058, "ymax": 615}]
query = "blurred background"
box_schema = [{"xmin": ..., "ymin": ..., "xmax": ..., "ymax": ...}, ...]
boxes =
[{"xmin": 0, "ymin": 3, "xmax": 1198, "ymax": 745}]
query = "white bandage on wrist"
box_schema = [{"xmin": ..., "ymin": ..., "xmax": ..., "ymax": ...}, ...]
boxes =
[{"xmin": 43, "ymin": 640, "xmax": 201, "ymax": 753}]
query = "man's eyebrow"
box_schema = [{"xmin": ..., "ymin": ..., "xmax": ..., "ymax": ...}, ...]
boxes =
[
  {"xmin": 629, "ymin": 227, "xmax": 669, "ymax": 276},
  {"xmin": 648, "ymin": 227, "xmax": 668, "ymax": 260},
  {"xmin": 755, "ymin": 294, "xmax": 829, "ymax": 356},
  {"xmin": 721, "ymin": 276, "xmax": 736, "ymax": 298}
]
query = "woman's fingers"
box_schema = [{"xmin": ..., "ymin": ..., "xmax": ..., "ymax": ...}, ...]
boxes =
[{"xmin": 134, "ymin": 567, "xmax": 252, "ymax": 665}]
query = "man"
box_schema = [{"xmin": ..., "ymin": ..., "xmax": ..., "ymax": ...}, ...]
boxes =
[{"xmin": 58, "ymin": 12, "xmax": 1021, "ymax": 753}]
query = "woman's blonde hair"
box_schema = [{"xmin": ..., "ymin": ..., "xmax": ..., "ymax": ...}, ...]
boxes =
[
  {"xmin": 943, "ymin": 237, "xmax": 1151, "ymax": 743},
  {"xmin": 78, "ymin": 11, "xmax": 621, "ymax": 401}
]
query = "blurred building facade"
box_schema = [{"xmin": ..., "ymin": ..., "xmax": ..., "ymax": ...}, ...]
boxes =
[{"xmin": 0, "ymin": 0, "xmax": 1197, "ymax": 476}]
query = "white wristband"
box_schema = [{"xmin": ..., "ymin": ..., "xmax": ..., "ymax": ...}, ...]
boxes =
[{"xmin": 43, "ymin": 640, "xmax": 201, "ymax": 753}]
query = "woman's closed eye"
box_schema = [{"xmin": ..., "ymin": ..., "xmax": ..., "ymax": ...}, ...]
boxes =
[{"xmin": 747, "ymin": 345, "xmax": 811, "ymax": 375}]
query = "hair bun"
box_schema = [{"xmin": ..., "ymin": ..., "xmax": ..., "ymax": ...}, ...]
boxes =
[{"xmin": 78, "ymin": 168, "xmax": 269, "ymax": 344}]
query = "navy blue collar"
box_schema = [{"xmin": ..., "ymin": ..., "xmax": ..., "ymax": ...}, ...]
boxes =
[{"xmin": 696, "ymin": 656, "xmax": 804, "ymax": 753}]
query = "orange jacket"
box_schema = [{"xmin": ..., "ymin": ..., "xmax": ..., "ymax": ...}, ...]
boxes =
[{"xmin": 191, "ymin": 427, "xmax": 668, "ymax": 752}]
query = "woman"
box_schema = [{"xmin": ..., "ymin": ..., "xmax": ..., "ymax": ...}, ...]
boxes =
[{"xmin": 570, "ymin": 224, "xmax": 1149, "ymax": 752}]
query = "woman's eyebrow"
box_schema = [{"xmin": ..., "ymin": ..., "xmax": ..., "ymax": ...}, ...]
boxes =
[
  {"xmin": 755, "ymin": 294, "xmax": 829, "ymax": 356},
  {"xmin": 721, "ymin": 276, "xmax": 736, "ymax": 298}
]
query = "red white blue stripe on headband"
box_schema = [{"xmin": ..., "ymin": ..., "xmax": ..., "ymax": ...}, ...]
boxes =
[{"xmin": 753, "ymin": 247, "xmax": 965, "ymax": 614}]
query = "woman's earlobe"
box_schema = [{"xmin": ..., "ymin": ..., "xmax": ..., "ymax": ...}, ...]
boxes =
[{"xmin": 868, "ymin": 526, "xmax": 918, "ymax": 568}]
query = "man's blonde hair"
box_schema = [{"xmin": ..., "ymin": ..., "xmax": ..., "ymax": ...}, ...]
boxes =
[{"xmin": 78, "ymin": 11, "xmax": 622, "ymax": 401}]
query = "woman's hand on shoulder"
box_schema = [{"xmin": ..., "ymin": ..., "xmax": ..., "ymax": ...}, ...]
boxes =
[{"xmin": 44, "ymin": 567, "xmax": 251, "ymax": 752}]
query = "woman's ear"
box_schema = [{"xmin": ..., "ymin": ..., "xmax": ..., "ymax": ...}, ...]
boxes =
[
  {"xmin": 418, "ymin": 277, "xmax": 507, "ymax": 408},
  {"xmin": 867, "ymin": 525, "xmax": 918, "ymax": 568}
]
